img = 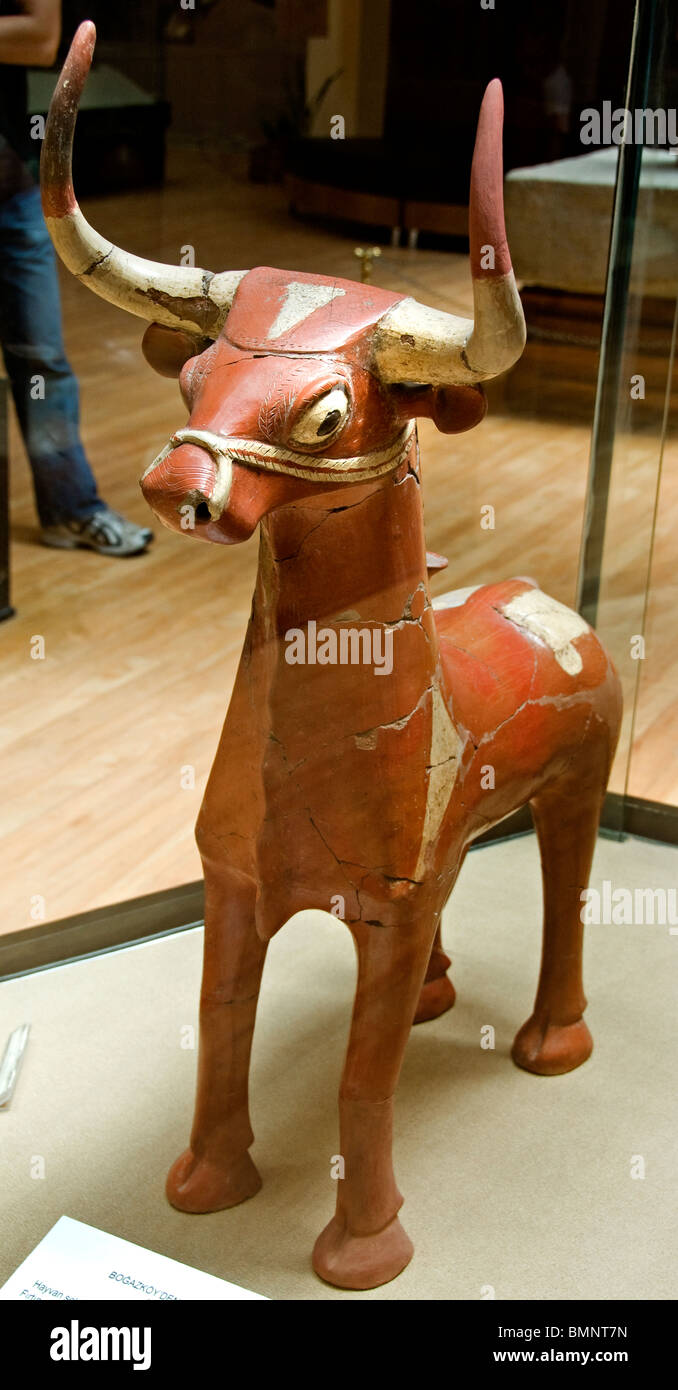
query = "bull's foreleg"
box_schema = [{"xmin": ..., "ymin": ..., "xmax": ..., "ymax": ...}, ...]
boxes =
[
  {"xmin": 166, "ymin": 866, "xmax": 266, "ymax": 1213},
  {"xmin": 312, "ymin": 912, "xmax": 437, "ymax": 1289}
]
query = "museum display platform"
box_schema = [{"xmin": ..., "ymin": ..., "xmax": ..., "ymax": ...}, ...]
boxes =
[{"xmin": 2, "ymin": 834, "xmax": 675, "ymax": 1302}]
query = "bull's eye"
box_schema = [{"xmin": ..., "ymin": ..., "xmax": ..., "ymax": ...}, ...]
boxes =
[{"xmin": 288, "ymin": 387, "xmax": 349, "ymax": 448}]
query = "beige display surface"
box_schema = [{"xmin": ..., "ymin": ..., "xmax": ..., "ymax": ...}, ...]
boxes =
[{"xmin": 1, "ymin": 835, "xmax": 676, "ymax": 1302}]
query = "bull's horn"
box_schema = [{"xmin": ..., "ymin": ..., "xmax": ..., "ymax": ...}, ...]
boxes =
[
  {"xmin": 40, "ymin": 21, "xmax": 244, "ymax": 338},
  {"xmin": 372, "ymin": 80, "xmax": 526, "ymax": 386}
]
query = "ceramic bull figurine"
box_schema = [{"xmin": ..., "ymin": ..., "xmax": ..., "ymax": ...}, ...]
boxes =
[{"xmin": 42, "ymin": 24, "xmax": 622, "ymax": 1290}]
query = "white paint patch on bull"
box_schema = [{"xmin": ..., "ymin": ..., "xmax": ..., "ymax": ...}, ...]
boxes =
[
  {"xmin": 267, "ymin": 282, "xmax": 346, "ymax": 340},
  {"xmin": 501, "ymin": 589, "xmax": 590, "ymax": 675},
  {"xmin": 414, "ymin": 684, "xmax": 462, "ymax": 879},
  {"xmin": 432, "ymin": 585, "xmax": 481, "ymax": 610}
]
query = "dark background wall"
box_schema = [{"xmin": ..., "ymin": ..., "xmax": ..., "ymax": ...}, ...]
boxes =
[
  {"xmin": 385, "ymin": 0, "xmax": 637, "ymax": 179},
  {"xmin": 56, "ymin": 0, "xmax": 649, "ymax": 178}
]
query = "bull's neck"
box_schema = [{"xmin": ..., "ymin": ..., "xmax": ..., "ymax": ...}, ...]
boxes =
[{"xmin": 251, "ymin": 446, "xmax": 440, "ymax": 696}]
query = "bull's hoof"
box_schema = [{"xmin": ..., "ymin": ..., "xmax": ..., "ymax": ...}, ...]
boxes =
[
  {"xmin": 512, "ymin": 1015, "xmax": 593, "ymax": 1076},
  {"xmin": 166, "ymin": 1147, "xmax": 262, "ymax": 1213},
  {"xmin": 413, "ymin": 972, "xmax": 456, "ymax": 1024},
  {"xmin": 312, "ymin": 1213, "xmax": 414, "ymax": 1290}
]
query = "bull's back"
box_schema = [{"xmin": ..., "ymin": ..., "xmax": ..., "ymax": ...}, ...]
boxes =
[{"xmin": 432, "ymin": 578, "xmax": 622, "ymax": 845}]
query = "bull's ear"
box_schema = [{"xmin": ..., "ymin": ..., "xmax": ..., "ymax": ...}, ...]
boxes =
[
  {"xmin": 391, "ymin": 382, "xmax": 487, "ymax": 435},
  {"xmin": 141, "ymin": 323, "xmax": 208, "ymax": 379},
  {"xmin": 430, "ymin": 384, "xmax": 487, "ymax": 434}
]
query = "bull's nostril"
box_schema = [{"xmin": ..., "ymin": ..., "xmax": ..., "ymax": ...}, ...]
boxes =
[{"xmin": 195, "ymin": 502, "xmax": 211, "ymax": 522}]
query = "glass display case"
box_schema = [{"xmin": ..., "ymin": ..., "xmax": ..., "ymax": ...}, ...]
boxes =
[
  {"xmin": 579, "ymin": 0, "xmax": 678, "ymax": 836},
  {"xmin": 0, "ymin": 0, "xmax": 676, "ymax": 1309}
]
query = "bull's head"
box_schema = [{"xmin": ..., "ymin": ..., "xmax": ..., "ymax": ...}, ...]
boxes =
[{"xmin": 41, "ymin": 22, "xmax": 526, "ymax": 546}]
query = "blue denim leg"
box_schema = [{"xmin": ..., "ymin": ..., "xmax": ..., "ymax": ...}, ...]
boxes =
[{"xmin": 0, "ymin": 184, "xmax": 103, "ymax": 525}]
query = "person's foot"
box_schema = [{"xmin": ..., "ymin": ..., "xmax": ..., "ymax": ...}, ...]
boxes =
[{"xmin": 41, "ymin": 506, "xmax": 153, "ymax": 557}]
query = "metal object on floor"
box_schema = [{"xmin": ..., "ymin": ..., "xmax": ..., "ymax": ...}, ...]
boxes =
[{"xmin": 353, "ymin": 246, "xmax": 382, "ymax": 282}]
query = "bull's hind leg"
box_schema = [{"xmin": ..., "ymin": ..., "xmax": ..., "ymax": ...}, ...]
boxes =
[
  {"xmin": 512, "ymin": 743, "xmax": 610, "ymax": 1077},
  {"xmin": 414, "ymin": 851, "xmax": 467, "ymax": 1024},
  {"xmin": 413, "ymin": 925, "xmax": 456, "ymax": 1023},
  {"xmin": 167, "ymin": 866, "xmax": 266, "ymax": 1213}
]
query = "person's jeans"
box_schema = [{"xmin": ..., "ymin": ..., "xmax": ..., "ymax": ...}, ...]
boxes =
[{"xmin": 0, "ymin": 183, "xmax": 103, "ymax": 526}]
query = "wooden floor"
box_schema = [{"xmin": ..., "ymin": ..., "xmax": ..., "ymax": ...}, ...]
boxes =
[{"xmin": 2, "ymin": 145, "xmax": 676, "ymax": 930}]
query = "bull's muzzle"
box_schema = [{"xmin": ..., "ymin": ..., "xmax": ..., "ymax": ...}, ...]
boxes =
[{"xmin": 140, "ymin": 429, "xmax": 233, "ymax": 535}]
